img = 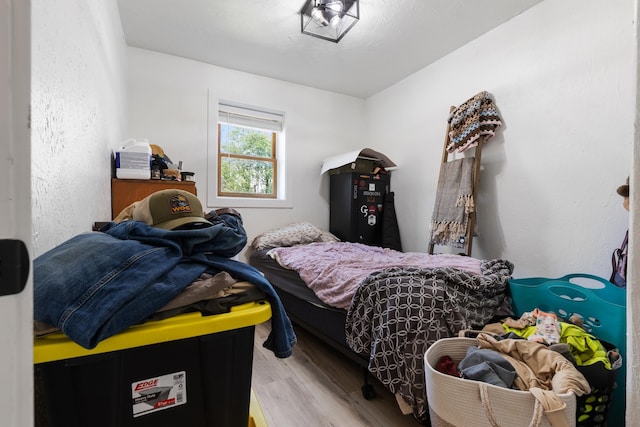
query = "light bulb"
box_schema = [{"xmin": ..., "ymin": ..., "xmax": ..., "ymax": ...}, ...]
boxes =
[
  {"xmin": 311, "ymin": 7, "xmax": 322, "ymax": 19},
  {"xmin": 325, "ymin": 1, "xmax": 344, "ymax": 13},
  {"xmin": 311, "ymin": 7, "xmax": 328, "ymax": 25}
]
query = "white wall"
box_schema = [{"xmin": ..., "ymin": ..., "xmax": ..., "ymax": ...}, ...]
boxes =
[
  {"xmin": 366, "ymin": 0, "xmax": 634, "ymax": 280},
  {"xmin": 125, "ymin": 48, "xmax": 367, "ymax": 256},
  {"xmin": 31, "ymin": 0, "xmax": 127, "ymax": 257},
  {"xmin": 367, "ymin": 2, "xmax": 636, "ymax": 421}
]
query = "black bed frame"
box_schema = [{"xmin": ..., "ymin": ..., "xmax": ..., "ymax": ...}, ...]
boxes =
[{"xmin": 248, "ymin": 250, "xmax": 377, "ymax": 399}]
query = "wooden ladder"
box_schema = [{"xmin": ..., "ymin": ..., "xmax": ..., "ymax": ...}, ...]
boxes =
[{"xmin": 427, "ymin": 106, "xmax": 484, "ymax": 256}]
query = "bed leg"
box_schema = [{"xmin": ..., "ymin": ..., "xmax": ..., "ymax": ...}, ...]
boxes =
[{"xmin": 361, "ymin": 368, "xmax": 376, "ymax": 400}]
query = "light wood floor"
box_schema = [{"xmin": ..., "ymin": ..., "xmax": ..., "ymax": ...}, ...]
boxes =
[{"xmin": 251, "ymin": 322, "xmax": 423, "ymax": 427}]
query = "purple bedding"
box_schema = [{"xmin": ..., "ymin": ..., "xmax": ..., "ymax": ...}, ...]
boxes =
[{"xmin": 268, "ymin": 241, "xmax": 483, "ymax": 309}]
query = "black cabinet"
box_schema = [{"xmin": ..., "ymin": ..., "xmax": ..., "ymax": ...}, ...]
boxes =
[{"xmin": 329, "ymin": 172, "xmax": 390, "ymax": 246}]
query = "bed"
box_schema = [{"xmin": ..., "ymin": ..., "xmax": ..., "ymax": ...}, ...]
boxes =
[{"xmin": 247, "ymin": 223, "xmax": 514, "ymax": 423}]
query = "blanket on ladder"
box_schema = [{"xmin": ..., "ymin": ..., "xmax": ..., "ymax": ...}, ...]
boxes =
[
  {"xmin": 345, "ymin": 259, "xmax": 514, "ymax": 422},
  {"xmin": 429, "ymin": 157, "xmax": 475, "ymax": 248},
  {"xmin": 447, "ymin": 91, "xmax": 502, "ymax": 153}
]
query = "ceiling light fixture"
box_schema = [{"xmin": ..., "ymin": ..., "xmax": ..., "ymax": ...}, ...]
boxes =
[{"xmin": 300, "ymin": 0, "xmax": 359, "ymax": 43}]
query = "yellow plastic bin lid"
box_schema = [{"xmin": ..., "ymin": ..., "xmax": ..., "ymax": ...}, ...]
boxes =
[{"xmin": 34, "ymin": 299, "xmax": 271, "ymax": 364}]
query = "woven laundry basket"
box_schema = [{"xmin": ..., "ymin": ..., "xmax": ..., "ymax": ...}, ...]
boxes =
[{"xmin": 424, "ymin": 337, "xmax": 577, "ymax": 427}]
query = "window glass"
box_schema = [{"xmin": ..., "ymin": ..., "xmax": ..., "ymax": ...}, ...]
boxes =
[{"xmin": 217, "ymin": 102, "xmax": 283, "ymax": 199}]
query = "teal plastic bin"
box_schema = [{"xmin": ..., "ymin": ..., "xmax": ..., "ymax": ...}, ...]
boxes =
[{"xmin": 508, "ymin": 274, "xmax": 626, "ymax": 427}]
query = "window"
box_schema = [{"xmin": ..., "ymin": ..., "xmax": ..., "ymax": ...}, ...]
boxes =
[
  {"xmin": 206, "ymin": 98, "xmax": 293, "ymax": 209},
  {"xmin": 209, "ymin": 100, "xmax": 290, "ymax": 208}
]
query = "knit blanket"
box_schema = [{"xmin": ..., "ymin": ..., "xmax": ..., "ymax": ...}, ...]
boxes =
[
  {"xmin": 345, "ymin": 259, "xmax": 514, "ymax": 422},
  {"xmin": 447, "ymin": 91, "xmax": 502, "ymax": 153},
  {"xmin": 430, "ymin": 157, "xmax": 475, "ymax": 248}
]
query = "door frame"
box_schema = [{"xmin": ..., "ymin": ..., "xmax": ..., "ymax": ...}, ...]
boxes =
[{"xmin": 0, "ymin": 1, "xmax": 33, "ymax": 426}]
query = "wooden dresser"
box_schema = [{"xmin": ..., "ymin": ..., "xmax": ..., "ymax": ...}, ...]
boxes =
[{"xmin": 111, "ymin": 178, "xmax": 197, "ymax": 219}]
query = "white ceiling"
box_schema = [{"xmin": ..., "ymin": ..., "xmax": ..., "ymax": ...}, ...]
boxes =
[{"xmin": 117, "ymin": 0, "xmax": 543, "ymax": 99}]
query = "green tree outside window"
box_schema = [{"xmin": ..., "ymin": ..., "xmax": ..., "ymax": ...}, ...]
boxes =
[{"xmin": 218, "ymin": 123, "xmax": 277, "ymax": 198}]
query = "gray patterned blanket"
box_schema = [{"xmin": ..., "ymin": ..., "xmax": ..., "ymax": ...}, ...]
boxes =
[{"xmin": 345, "ymin": 259, "xmax": 514, "ymax": 422}]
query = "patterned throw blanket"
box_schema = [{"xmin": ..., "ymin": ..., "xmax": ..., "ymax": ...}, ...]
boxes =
[
  {"xmin": 447, "ymin": 91, "xmax": 502, "ymax": 153},
  {"xmin": 345, "ymin": 259, "xmax": 514, "ymax": 422}
]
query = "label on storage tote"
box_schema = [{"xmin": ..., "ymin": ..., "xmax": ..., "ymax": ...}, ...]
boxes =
[{"xmin": 131, "ymin": 371, "xmax": 187, "ymax": 417}]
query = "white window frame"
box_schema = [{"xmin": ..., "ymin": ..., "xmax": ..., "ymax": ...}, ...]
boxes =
[{"xmin": 207, "ymin": 92, "xmax": 292, "ymax": 209}]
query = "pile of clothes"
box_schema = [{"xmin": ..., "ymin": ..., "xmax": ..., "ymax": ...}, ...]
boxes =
[
  {"xmin": 436, "ymin": 309, "xmax": 621, "ymax": 427},
  {"xmin": 33, "ymin": 189, "xmax": 296, "ymax": 358}
]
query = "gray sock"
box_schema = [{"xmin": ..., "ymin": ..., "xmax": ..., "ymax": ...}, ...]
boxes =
[{"xmin": 549, "ymin": 343, "xmax": 576, "ymax": 365}]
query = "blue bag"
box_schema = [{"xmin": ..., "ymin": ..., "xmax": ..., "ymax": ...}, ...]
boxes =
[{"xmin": 610, "ymin": 230, "xmax": 628, "ymax": 288}]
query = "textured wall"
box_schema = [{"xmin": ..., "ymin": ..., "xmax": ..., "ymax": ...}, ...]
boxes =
[
  {"xmin": 31, "ymin": 0, "xmax": 127, "ymax": 256},
  {"xmin": 366, "ymin": 0, "xmax": 634, "ymax": 280},
  {"xmin": 368, "ymin": 2, "xmax": 635, "ymax": 421}
]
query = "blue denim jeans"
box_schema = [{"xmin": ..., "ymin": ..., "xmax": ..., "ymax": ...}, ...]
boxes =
[{"xmin": 34, "ymin": 216, "xmax": 296, "ymax": 358}]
